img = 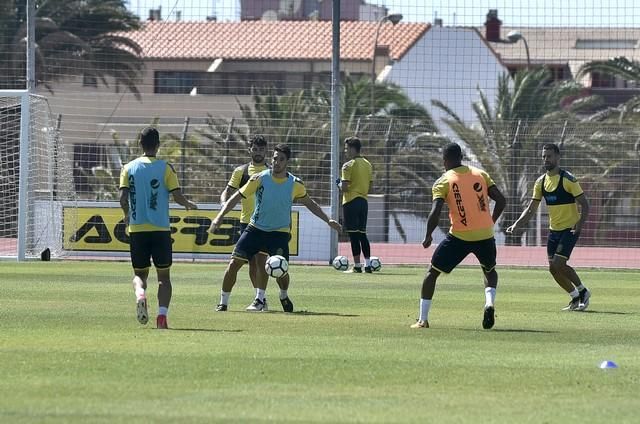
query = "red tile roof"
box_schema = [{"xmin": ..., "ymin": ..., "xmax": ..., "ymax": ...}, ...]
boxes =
[{"xmin": 126, "ymin": 20, "xmax": 430, "ymax": 61}]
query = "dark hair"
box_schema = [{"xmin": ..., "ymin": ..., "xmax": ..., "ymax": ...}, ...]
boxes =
[
  {"xmin": 249, "ymin": 135, "xmax": 267, "ymax": 147},
  {"xmin": 542, "ymin": 143, "xmax": 560, "ymax": 154},
  {"xmin": 139, "ymin": 127, "xmax": 160, "ymax": 151},
  {"xmin": 443, "ymin": 142, "xmax": 463, "ymax": 162},
  {"xmin": 274, "ymin": 143, "xmax": 292, "ymax": 160},
  {"xmin": 344, "ymin": 136, "xmax": 362, "ymax": 153}
]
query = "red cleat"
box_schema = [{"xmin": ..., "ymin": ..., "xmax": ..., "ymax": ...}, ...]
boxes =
[{"xmin": 156, "ymin": 315, "xmax": 169, "ymax": 329}]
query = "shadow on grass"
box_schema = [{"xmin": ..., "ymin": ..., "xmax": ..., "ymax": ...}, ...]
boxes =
[
  {"xmin": 169, "ymin": 328, "xmax": 244, "ymax": 333},
  {"xmin": 290, "ymin": 310, "xmax": 360, "ymax": 317},
  {"xmin": 457, "ymin": 328, "xmax": 558, "ymax": 334},
  {"xmin": 581, "ymin": 310, "xmax": 632, "ymax": 315},
  {"xmin": 491, "ymin": 328, "xmax": 559, "ymax": 334}
]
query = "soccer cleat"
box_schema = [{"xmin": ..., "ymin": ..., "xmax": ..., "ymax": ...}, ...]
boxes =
[
  {"xmin": 364, "ymin": 266, "xmax": 373, "ymax": 274},
  {"xmin": 577, "ymin": 288, "xmax": 591, "ymax": 311},
  {"xmin": 263, "ymin": 298, "xmax": 269, "ymax": 312},
  {"xmin": 245, "ymin": 298, "xmax": 266, "ymax": 312},
  {"xmin": 280, "ymin": 296, "xmax": 294, "ymax": 313},
  {"xmin": 136, "ymin": 297, "xmax": 149, "ymax": 325},
  {"xmin": 482, "ymin": 306, "xmax": 495, "ymax": 329},
  {"xmin": 410, "ymin": 320, "xmax": 429, "ymax": 329},
  {"xmin": 156, "ymin": 315, "xmax": 169, "ymax": 329},
  {"xmin": 343, "ymin": 266, "xmax": 363, "ymax": 274},
  {"xmin": 215, "ymin": 304, "xmax": 228, "ymax": 312},
  {"xmin": 562, "ymin": 296, "xmax": 580, "ymax": 311}
]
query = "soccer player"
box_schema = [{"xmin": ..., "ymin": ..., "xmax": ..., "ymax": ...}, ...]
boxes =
[
  {"xmin": 119, "ymin": 127, "xmax": 197, "ymax": 329},
  {"xmin": 209, "ymin": 143, "xmax": 342, "ymax": 312},
  {"xmin": 338, "ymin": 137, "xmax": 374, "ymax": 273},
  {"xmin": 219, "ymin": 135, "xmax": 283, "ymax": 311},
  {"xmin": 507, "ymin": 143, "xmax": 591, "ymax": 311},
  {"xmin": 411, "ymin": 143, "xmax": 506, "ymax": 329}
]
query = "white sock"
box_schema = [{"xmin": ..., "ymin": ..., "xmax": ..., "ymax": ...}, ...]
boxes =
[
  {"xmin": 280, "ymin": 289, "xmax": 288, "ymax": 300},
  {"xmin": 158, "ymin": 306, "xmax": 168, "ymax": 317},
  {"xmin": 575, "ymin": 284, "xmax": 586, "ymax": 291},
  {"xmin": 365, "ymin": 258, "xmax": 371, "ymax": 267},
  {"xmin": 220, "ymin": 291, "xmax": 230, "ymax": 305},
  {"xmin": 569, "ymin": 288, "xmax": 579, "ymax": 299},
  {"xmin": 256, "ymin": 288, "xmax": 266, "ymax": 302},
  {"xmin": 485, "ymin": 287, "xmax": 496, "ymax": 307},
  {"xmin": 419, "ymin": 298, "xmax": 432, "ymax": 322},
  {"xmin": 135, "ymin": 286, "xmax": 145, "ymax": 300}
]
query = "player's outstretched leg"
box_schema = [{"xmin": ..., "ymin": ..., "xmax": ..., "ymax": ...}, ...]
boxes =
[{"xmin": 217, "ymin": 258, "xmax": 245, "ymax": 312}]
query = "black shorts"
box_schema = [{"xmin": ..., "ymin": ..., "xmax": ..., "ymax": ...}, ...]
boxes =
[
  {"xmin": 232, "ymin": 225, "xmax": 289, "ymax": 262},
  {"xmin": 547, "ymin": 229, "xmax": 578, "ymax": 260},
  {"xmin": 431, "ymin": 234, "xmax": 497, "ymax": 274},
  {"xmin": 343, "ymin": 197, "xmax": 368, "ymax": 233},
  {"xmin": 129, "ymin": 231, "xmax": 172, "ymax": 270}
]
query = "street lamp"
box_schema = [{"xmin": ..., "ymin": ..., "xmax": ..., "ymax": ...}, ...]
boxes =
[
  {"xmin": 506, "ymin": 30, "xmax": 531, "ymax": 69},
  {"xmin": 371, "ymin": 13, "xmax": 403, "ymax": 115}
]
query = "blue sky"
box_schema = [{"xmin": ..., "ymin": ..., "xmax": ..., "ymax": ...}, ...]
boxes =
[{"xmin": 128, "ymin": 0, "xmax": 640, "ymax": 26}]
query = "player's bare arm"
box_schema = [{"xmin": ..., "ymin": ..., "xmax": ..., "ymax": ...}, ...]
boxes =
[
  {"xmin": 488, "ymin": 185, "xmax": 506, "ymax": 223},
  {"xmin": 340, "ymin": 180, "xmax": 350, "ymax": 193},
  {"xmin": 573, "ymin": 193, "xmax": 590, "ymax": 236},
  {"xmin": 298, "ymin": 195, "xmax": 342, "ymax": 232},
  {"xmin": 506, "ymin": 199, "xmax": 540, "ymax": 233},
  {"xmin": 172, "ymin": 189, "xmax": 198, "ymax": 210},
  {"xmin": 423, "ymin": 199, "xmax": 444, "ymax": 248},
  {"xmin": 119, "ymin": 188, "xmax": 129, "ymax": 225},
  {"xmin": 209, "ymin": 190, "xmax": 243, "ymax": 233},
  {"xmin": 220, "ymin": 185, "xmax": 236, "ymax": 204}
]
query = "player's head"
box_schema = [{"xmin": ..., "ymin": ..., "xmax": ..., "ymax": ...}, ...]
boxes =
[
  {"xmin": 344, "ymin": 136, "xmax": 361, "ymax": 159},
  {"xmin": 442, "ymin": 142, "xmax": 463, "ymax": 170},
  {"xmin": 139, "ymin": 127, "xmax": 160, "ymax": 154},
  {"xmin": 248, "ymin": 135, "xmax": 267, "ymax": 164},
  {"xmin": 272, "ymin": 143, "xmax": 291, "ymax": 174},
  {"xmin": 542, "ymin": 143, "xmax": 560, "ymax": 171}
]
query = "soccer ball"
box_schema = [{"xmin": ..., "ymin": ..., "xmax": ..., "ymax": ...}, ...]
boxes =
[
  {"xmin": 265, "ymin": 255, "xmax": 288, "ymax": 278},
  {"xmin": 369, "ymin": 256, "xmax": 382, "ymax": 271},
  {"xmin": 332, "ymin": 255, "xmax": 349, "ymax": 271}
]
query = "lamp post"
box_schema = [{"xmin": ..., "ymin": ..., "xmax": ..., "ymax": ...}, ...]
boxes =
[
  {"xmin": 506, "ymin": 30, "xmax": 531, "ymax": 69},
  {"xmin": 371, "ymin": 13, "xmax": 402, "ymax": 115}
]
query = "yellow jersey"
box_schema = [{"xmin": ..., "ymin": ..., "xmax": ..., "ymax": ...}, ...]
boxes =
[
  {"xmin": 341, "ymin": 156, "xmax": 373, "ymax": 204},
  {"xmin": 533, "ymin": 170, "xmax": 583, "ymax": 231},
  {"xmin": 227, "ymin": 162, "xmax": 268, "ymax": 224}
]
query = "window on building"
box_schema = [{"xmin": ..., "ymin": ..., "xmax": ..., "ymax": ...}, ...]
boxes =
[
  {"xmin": 154, "ymin": 71, "xmax": 198, "ymax": 94},
  {"xmin": 82, "ymin": 74, "xmax": 98, "ymax": 87},
  {"xmin": 576, "ymin": 39, "xmax": 638, "ymax": 49}
]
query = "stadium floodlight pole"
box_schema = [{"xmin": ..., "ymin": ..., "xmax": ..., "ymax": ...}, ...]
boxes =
[
  {"xmin": 370, "ymin": 13, "xmax": 402, "ymax": 115},
  {"xmin": 506, "ymin": 30, "xmax": 531, "ymax": 69},
  {"xmin": 329, "ymin": 0, "xmax": 341, "ymax": 264},
  {"xmin": 17, "ymin": 0, "xmax": 36, "ymax": 261}
]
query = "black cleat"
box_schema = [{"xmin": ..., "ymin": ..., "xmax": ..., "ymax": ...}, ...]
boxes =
[
  {"xmin": 482, "ymin": 306, "xmax": 495, "ymax": 329},
  {"xmin": 364, "ymin": 266, "xmax": 373, "ymax": 273},
  {"xmin": 352, "ymin": 267, "xmax": 362, "ymax": 273},
  {"xmin": 280, "ymin": 296, "xmax": 294, "ymax": 313},
  {"xmin": 215, "ymin": 304, "xmax": 228, "ymax": 312},
  {"xmin": 577, "ymin": 289, "xmax": 591, "ymax": 311}
]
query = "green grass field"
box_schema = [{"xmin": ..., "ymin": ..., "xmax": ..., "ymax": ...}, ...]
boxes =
[{"xmin": 1, "ymin": 261, "xmax": 638, "ymax": 423}]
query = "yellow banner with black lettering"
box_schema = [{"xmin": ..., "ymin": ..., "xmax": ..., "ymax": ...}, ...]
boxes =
[{"xmin": 63, "ymin": 207, "xmax": 299, "ymax": 255}]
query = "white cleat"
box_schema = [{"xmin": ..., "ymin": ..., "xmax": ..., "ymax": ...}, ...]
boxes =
[{"xmin": 136, "ymin": 297, "xmax": 149, "ymax": 325}]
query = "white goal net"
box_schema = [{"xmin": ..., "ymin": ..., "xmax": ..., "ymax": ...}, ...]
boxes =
[{"xmin": 0, "ymin": 91, "xmax": 76, "ymax": 259}]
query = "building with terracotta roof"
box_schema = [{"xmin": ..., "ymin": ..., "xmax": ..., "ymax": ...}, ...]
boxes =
[
  {"xmin": 44, "ymin": 19, "xmax": 507, "ymax": 150},
  {"xmin": 481, "ymin": 9, "xmax": 640, "ymax": 107}
]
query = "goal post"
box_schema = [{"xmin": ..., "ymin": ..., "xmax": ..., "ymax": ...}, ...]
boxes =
[{"xmin": 0, "ymin": 90, "xmax": 76, "ymax": 260}]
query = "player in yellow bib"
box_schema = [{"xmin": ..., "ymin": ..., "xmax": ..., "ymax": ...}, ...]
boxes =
[
  {"xmin": 411, "ymin": 143, "xmax": 506, "ymax": 330},
  {"xmin": 507, "ymin": 143, "xmax": 591, "ymax": 311},
  {"xmin": 339, "ymin": 137, "xmax": 374, "ymax": 273}
]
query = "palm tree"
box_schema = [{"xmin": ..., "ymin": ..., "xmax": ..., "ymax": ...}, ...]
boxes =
[
  {"xmin": 0, "ymin": 0, "xmax": 143, "ymax": 98},
  {"xmin": 432, "ymin": 67, "xmax": 592, "ymax": 244},
  {"xmin": 577, "ymin": 57, "xmax": 640, "ymax": 88}
]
